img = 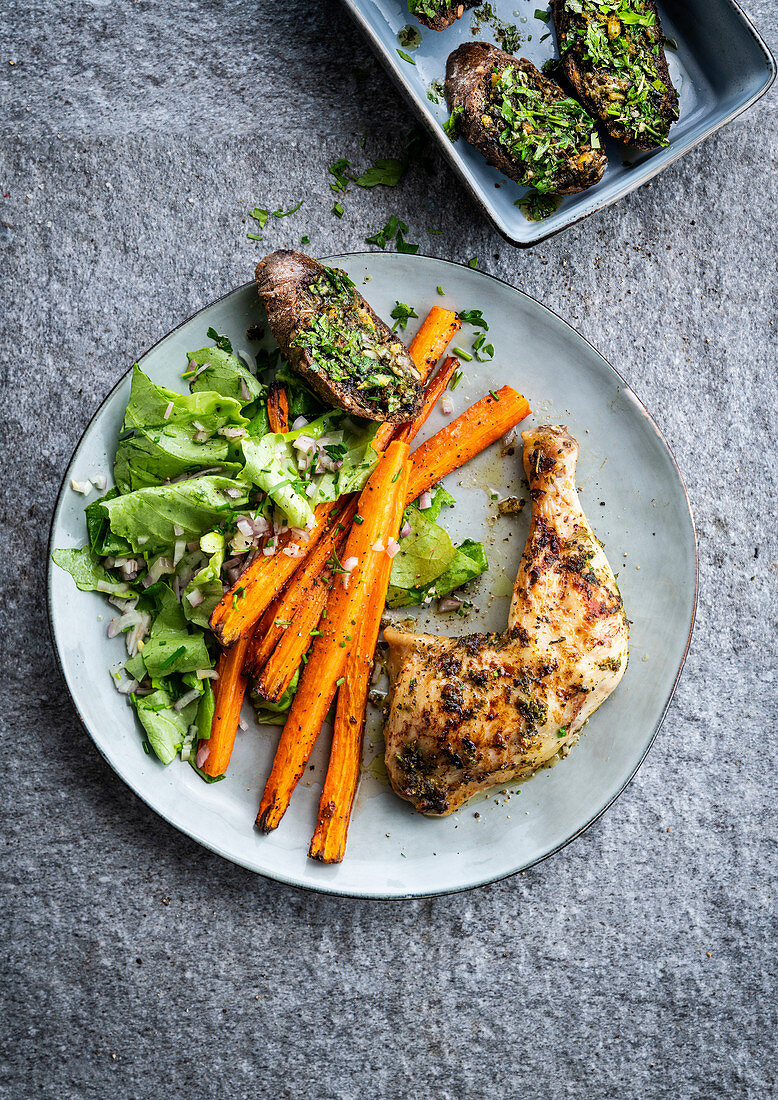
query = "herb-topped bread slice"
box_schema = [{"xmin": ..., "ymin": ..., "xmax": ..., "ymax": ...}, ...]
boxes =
[
  {"xmin": 408, "ymin": 0, "xmax": 477, "ymax": 32},
  {"xmin": 255, "ymin": 251, "xmax": 423, "ymax": 425},
  {"xmin": 445, "ymin": 42, "xmax": 607, "ymax": 194},
  {"xmin": 550, "ymin": 0, "xmax": 679, "ymax": 149}
]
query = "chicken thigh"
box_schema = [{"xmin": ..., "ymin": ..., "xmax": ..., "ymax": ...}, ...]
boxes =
[{"xmin": 383, "ymin": 425, "xmax": 629, "ymax": 815}]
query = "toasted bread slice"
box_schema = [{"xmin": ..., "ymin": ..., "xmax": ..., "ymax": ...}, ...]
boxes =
[
  {"xmin": 255, "ymin": 251, "xmax": 423, "ymax": 425},
  {"xmin": 408, "ymin": 0, "xmax": 477, "ymax": 32},
  {"xmin": 445, "ymin": 42, "xmax": 607, "ymax": 195},
  {"xmin": 550, "ymin": 0, "xmax": 678, "ymax": 149}
]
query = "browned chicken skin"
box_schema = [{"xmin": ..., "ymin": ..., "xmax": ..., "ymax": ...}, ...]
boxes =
[{"xmin": 383, "ymin": 425, "xmax": 629, "ymax": 815}]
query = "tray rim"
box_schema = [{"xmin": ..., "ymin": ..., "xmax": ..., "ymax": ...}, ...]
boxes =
[{"xmin": 339, "ymin": 0, "xmax": 777, "ymax": 248}]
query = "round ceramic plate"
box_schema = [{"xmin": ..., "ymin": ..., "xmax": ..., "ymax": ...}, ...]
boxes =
[{"xmin": 48, "ymin": 253, "xmax": 697, "ymax": 898}]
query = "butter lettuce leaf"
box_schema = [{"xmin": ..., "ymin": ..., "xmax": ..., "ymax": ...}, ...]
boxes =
[
  {"xmin": 123, "ymin": 364, "xmax": 246, "ymax": 432},
  {"xmin": 389, "ymin": 508, "xmax": 456, "ymax": 589},
  {"xmin": 134, "ymin": 688, "xmax": 199, "ymax": 765},
  {"xmin": 114, "ymin": 424, "xmax": 240, "ymax": 493},
  {"xmin": 97, "ymin": 475, "xmax": 249, "ymax": 552},
  {"xmin": 187, "ymin": 345, "xmax": 265, "ymax": 405},
  {"xmin": 140, "ymin": 586, "xmax": 212, "ymax": 678},
  {"xmin": 52, "ymin": 546, "xmax": 131, "ymax": 596},
  {"xmin": 183, "ymin": 532, "xmax": 225, "ymax": 629}
]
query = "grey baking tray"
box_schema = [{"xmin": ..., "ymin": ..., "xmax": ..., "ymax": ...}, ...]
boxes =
[{"xmin": 340, "ymin": 0, "xmax": 776, "ymax": 246}]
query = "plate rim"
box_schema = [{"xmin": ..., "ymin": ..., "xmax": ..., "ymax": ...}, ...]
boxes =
[
  {"xmin": 46, "ymin": 252, "xmax": 699, "ymax": 899},
  {"xmin": 338, "ymin": 0, "xmax": 777, "ymax": 248}
]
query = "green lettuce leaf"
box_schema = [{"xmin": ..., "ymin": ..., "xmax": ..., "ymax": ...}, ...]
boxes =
[
  {"xmin": 183, "ymin": 531, "xmax": 225, "ymax": 629},
  {"xmin": 241, "ymin": 411, "xmax": 379, "ymax": 529},
  {"xmin": 186, "ymin": 345, "xmax": 265, "ymax": 405},
  {"xmin": 389, "ymin": 507, "xmax": 456, "ymax": 589},
  {"xmin": 97, "ymin": 475, "xmax": 249, "ymax": 552},
  {"xmin": 139, "ymin": 586, "xmax": 212, "ymax": 678},
  {"xmin": 195, "ymin": 678, "xmax": 215, "ymax": 740},
  {"xmin": 52, "ymin": 547, "xmax": 131, "ymax": 596},
  {"xmin": 123, "ymin": 364, "xmax": 246, "ymax": 432},
  {"xmin": 114, "ymin": 425, "xmax": 240, "ymax": 493},
  {"xmin": 85, "ymin": 490, "xmax": 132, "ymax": 556},
  {"xmin": 134, "ymin": 688, "xmax": 199, "ymax": 764},
  {"xmin": 387, "ymin": 538, "xmax": 488, "ymax": 608}
]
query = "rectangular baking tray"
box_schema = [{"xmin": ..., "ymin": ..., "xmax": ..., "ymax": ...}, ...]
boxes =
[{"xmin": 340, "ymin": 0, "xmax": 776, "ymax": 246}]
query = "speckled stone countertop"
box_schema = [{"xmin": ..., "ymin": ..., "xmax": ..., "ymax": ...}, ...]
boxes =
[{"xmin": 2, "ymin": 1, "xmax": 776, "ymax": 1096}]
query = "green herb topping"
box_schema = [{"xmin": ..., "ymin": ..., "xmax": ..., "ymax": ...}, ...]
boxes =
[
  {"xmin": 558, "ymin": 0, "xmax": 678, "ymax": 145},
  {"xmin": 291, "ymin": 266, "xmax": 420, "ymax": 418},
  {"xmin": 486, "ymin": 62, "xmax": 604, "ymax": 193}
]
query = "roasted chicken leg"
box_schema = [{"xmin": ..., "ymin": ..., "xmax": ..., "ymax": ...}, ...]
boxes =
[{"xmin": 383, "ymin": 425, "xmax": 629, "ymax": 815}]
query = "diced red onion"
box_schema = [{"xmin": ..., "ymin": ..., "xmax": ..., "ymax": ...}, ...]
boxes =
[
  {"xmin": 195, "ymin": 743, "xmax": 210, "ymax": 768},
  {"xmin": 147, "ymin": 556, "xmax": 174, "ymax": 583},
  {"xmin": 91, "ymin": 474, "xmax": 107, "ymax": 491},
  {"xmin": 224, "ymin": 486, "xmax": 244, "ymax": 500},
  {"xmin": 187, "ymin": 540, "xmax": 200, "ymax": 552},
  {"xmin": 173, "ymin": 539, "xmax": 186, "ymax": 566},
  {"xmin": 186, "ymin": 587, "xmax": 204, "ymax": 608},
  {"xmin": 438, "ymin": 596, "xmax": 463, "ymax": 613},
  {"xmin": 240, "ymin": 378, "xmax": 251, "ymax": 402},
  {"xmin": 237, "ymin": 716, "xmax": 248, "ymax": 732},
  {"xmin": 291, "ymin": 415, "xmax": 309, "ymax": 430},
  {"xmin": 263, "ymin": 545, "xmax": 276, "ymax": 557},
  {"xmin": 70, "ymin": 479, "xmax": 92, "ymax": 495},
  {"xmin": 418, "ymin": 490, "xmax": 432, "ymax": 511},
  {"xmin": 174, "ymin": 688, "xmax": 202, "ymax": 712},
  {"xmin": 193, "ymin": 430, "xmax": 209, "ymax": 443},
  {"xmin": 386, "ymin": 538, "xmax": 400, "ymax": 559},
  {"xmin": 400, "ymin": 520, "xmax": 411, "ymax": 539},
  {"xmin": 342, "ymin": 556, "xmax": 358, "ymax": 572},
  {"xmin": 372, "ymin": 539, "xmax": 385, "ymax": 553},
  {"xmin": 97, "ymin": 579, "xmax": 129, "ymax": 595},
  {"xmin": 137, "ymin": 535, "xmax": 148, "ymax": 546},
  {"xmin": 115, "ymin": 678, "xmax": 139, "ymax": 696},
  {"xmin": 218, "ymin": 426, "xmax": 247, "ymax": 439},
  {"xmin": 440, "ymin": 395, "xmax": 454, "ymax": 416},
  {"xmin": 196, "ymin": 668, "xmax": 219, "ymax": 680},
  {"xmin": 163, "ymin": 401, "xmax": 174, "ymax": 420},
  {"xmin": 282, "ymin": 543, "xmax": 305, "ymax": 558}
]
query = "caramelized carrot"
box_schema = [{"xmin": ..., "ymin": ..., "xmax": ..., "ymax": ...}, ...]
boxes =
[
  {"xmin": 405, "ymin": 386, "xmax": 531, "ymax": 505},
  {"xmin": 256, "ymin": 441, "xmax": 410, "ymax": 833},
  {"xmin": 267, "ymin": 381, "xmax": 289, "ymax": 434},
  {"xmin": 210, "ymin": 500, "xmax": 341, "ymax": 648},
  {"xmin": 308, "ymin": 537, "xmax": 394, "ymax": 863},
  {"xmin": 255, "ymin": 580, "xmax": 329, "ymax": 702},
  {"xmin": 198, "ymin": 631, "xmax": 253, "ymax": 777},
  {"xmin": 242, "ymin": 501, "xmax": 356, "ymax": 681},
  {"xmin": 395, "ymin": 355, "xmax": 458, "ymax": 445}
]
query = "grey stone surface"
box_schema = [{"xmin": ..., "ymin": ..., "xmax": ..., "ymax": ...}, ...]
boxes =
[{"xmin": 1, "ymin": 0, "xmax": 777, "ymax": 1096}]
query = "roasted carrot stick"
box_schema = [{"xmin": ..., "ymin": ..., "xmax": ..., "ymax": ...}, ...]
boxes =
[
  {"xmin": 198, "ymin": 631, "xmax": 253, "ymax": 777},
  {"xmin": 308, "ymin": 532, "xmax": 395, "ymax": 863},
  {"xmin": 374, "ymin": 307, "xmax": 460, "ymax": 451},
  {"xmin": 256, "ymin": 441, "xmax": 410, "ymax": 833},
  {"xmin": 243, "ymin": 504, "xmax": 354, "ymax": 681},
  {"xmin": 395, "ymin": 355, "xmax": 458, "ymax": 445},
  {"xmin": 255, "ymin": 579, "xmax": 329, "ymax": 702},
  {"xmin": 407, "ymin": 306, "xmax": 462, "ymax": 378},
  {"xmin": 248, "ymin": 356, "xmax": 460, "ymax": 688},
  {"xmin": 405, "ymin": 385, "xmax": 531, "ymax": 505},
  {"xmin": 210, "ymin": 500, "xmax": 341, "ymax": 648},
  {"xmin": 267, "ymin": 381, "xmax": 289, "ymax": 434}
]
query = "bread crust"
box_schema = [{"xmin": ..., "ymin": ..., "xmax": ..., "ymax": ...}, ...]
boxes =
[
  {"xmin": 411, "ymin": 0, "xmax": 476, "ymax": 32},
  {"xmin": 445, "ymin": 42, "xmax": 607, "ymax": 194},
  {"xmin": 255, "ymin": 251, "xmax": 422, "ymax": 425},
  {"xmin": 550, "ymin": 0, "xmax": 678, "ymax": 150}
]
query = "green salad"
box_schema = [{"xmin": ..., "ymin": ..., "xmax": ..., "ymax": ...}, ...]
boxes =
[{"xmin": 54, "ymin": 331, "xmax": 489, "ymax": 767}]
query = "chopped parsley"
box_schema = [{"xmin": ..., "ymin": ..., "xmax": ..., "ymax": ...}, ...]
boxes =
[
  {"xmin": 557, "ymin": 0, "xmax": 678, "ymax": 145},
  {"xmin": 206, "ymin": 328, "xmax": 233, "ymax": 353},
  {"xmin": 397, "ymin": 49, "xmax": 416, "ymax": 65},
  {"xmin": 390, "ymin": 302, "xmax": 419, "ymax": 331},
  {"xmin": 486, "ymin": 62, "xmax": 604, "ymax": 193},
  {"xmin": 458, "ymin": 309, "xmax": 488, "ymax": 330}
]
